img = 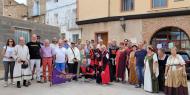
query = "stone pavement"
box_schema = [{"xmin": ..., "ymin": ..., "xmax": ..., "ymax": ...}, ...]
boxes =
[{"xmin": 0, "ymin": 79, "xmax": 169, "ymax": 95}]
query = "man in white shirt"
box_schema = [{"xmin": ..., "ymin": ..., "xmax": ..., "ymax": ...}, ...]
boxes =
[
  {"xmin": 67, "ymin": 42, "xmax": 80, "ymax": 80},
  {"xmin": 54, "ymin": 39, "xmax": 67, "ymax": 73}
]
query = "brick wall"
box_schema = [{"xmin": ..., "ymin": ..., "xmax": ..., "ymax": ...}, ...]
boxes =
[{"xmin": 142, "ymin": 15, "xmax": 190, "ymax": 44}]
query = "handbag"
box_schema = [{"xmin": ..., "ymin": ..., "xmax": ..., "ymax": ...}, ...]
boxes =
[{"xmin": 21, "ymin": 60, "xmax": 28, "ymax": 69}]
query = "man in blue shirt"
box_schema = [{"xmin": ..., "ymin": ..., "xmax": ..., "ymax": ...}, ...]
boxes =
[{"xmin": 135, "ymin": 42, "xmax": 147, "ymax": 88}]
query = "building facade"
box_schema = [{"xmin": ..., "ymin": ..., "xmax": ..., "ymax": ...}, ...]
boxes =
[
  {"xmin": 0, "ymin": 15, "xmax": 60, "ymax": 69},
  {"xmin": 77, "ymin": 0, "xmax": 190, "ymax": 51},
  {"xmin": 3, "ymin": 0, "xmax": 27, "ymax": 20},
  {"xmin": 0, "ymin": 0, "xmax": 3, "ymax": 15},
  {"xmin": 27, "ymin": 0, "xmax": 46, "ymax": 23},
  {"xmin": 46, "ymin": 0, "xmax": 81, "ymax": 42}
]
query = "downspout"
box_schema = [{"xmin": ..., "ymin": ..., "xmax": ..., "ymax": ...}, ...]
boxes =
[{"xmin": 108, "ymin": 0, "xmax": 111, "ymax": 17}]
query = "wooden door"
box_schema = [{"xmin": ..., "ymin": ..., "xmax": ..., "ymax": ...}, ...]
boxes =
[{"xmin": 95, "ymin": 32, "xmax": 108, "ymax": 46}]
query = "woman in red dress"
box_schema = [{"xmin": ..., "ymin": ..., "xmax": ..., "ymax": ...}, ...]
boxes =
[
  {"xmin": 101, "ymin": 46, "xmax": 110, "ymax": 84},
  {"xmin": 96, "ymin": 46, "xmax": 110, "ymax": 84},
  {"xmin": 115, "ymin": 42, "xmax": 128, "ymax": 83}
]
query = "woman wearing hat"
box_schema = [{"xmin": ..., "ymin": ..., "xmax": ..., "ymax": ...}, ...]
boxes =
[{"xmin": 144, "ymin": 45, "xmax": 159, "ymax": 93}]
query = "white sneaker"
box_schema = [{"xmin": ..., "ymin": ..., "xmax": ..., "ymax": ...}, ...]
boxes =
[
  {"xmin": 3, "ymin": 82, "xmax": 8, "ymax": 87},
  {"xmin": 11, "ymin": 82, "xmax": 15, "ymax": 85}
]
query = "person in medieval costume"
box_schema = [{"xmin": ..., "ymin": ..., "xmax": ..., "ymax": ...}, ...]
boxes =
[
  {"xmin": 100, "ymin": 46, "xmax": 110, "ymax": 84},
  {"xmin": 96, "ymin": 46, "xmax": 110, "ymax": 84},
  {"xmin": 108, "ymin": 40, "xmax": 119, "ymax": 82},
  {"xmin": 157, "ymin": 48, "xmax": 168, "ymax": 91},
  {"xmin": 13, "ymin": 37, "xmax": 32, "ymax": 88},
  {"xmin": 115, "ymin": 42, "xmax": 128, "ymax": 83},
  {"xmin": 144, "ymin": 45, "xmax": 159, "ymax": 93},
  {"xmin": 165, "ymin": 46, "xmax": 189, "ymax": 95},
  {"xmin": 90, "ymin": 43, "xmax": 101, "ymax": 79},
  {"xmin": 95, "ymin": 47, "xmax": 103, "ymax": 84},
  {"xmin": 128, "ymin": 45, "xmax": 138, "ymax": 85}
]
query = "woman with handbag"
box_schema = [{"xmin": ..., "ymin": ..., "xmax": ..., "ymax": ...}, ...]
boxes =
[
  {"xmin": 1, "ymin": 39, "xmax": 16, "ymax": 87},
  {"xmin": 165, "ymin": 46, "xmax": 189, "ymax": 95},
  {"xmin": 13, "ymin": 37, "xmax": 32, "ymax": 88},
  {"xmin": 67, "ymin": 42, "xmax": 81, "ymax": 80}
]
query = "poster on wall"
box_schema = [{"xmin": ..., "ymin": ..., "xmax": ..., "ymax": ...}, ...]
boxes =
[{"xmin": 168, "ymin": 42, "xmax": 174, "ymax": 49}]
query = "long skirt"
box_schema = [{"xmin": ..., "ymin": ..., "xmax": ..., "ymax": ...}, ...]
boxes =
[
  {"xmin": 116, "ymin": 62, "xmax": 126, "ymax": 81},
  {"xmin": 165, "ymin": 67, "xmax": 189, "ymax": 95},
  {"xmin": 109, "ymin": 58, "xmax": 116, "ymax": 82},
  {"xmin": 128, "ymin": 62, "xmax": 138, "ymax": 84},
  {"xmin": 101, "ymin": 65, "xmax": 110, "ymax": 84},
  {"xmin": 158, "ymin": 66, "xmax": 165, "ymax": 91},
  {"xmin": 144, "ymin": 62, "xmax": 159, "ymax": 93},
  {"xmin": 13, "ymin": 62, "xmax": 32, "ymax": 82}
]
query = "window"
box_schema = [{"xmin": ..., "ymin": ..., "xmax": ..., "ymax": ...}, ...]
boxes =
[
  {"xmin": 72, "ymin": 34, "xmax": 79, "ymax": 43},
  {"xmin": 121, "ymin": 0, "xmax": 134, "ymax": 11},
  {"xmin": 174, "ymin": 0, "xmax": 184, "ymax": 2},
  {"xmin": 14, "ymin": 28, "xmax": 30, "ymax": 44},
  {"xmin": 54, "ymin": 0, "xmax": 58, "ymax": 2},
  {"xmin": 151, "ymin": 27, "xmax": 190, "ymax": 50},
  {"xmin": 61, "ymin": 33, "xmax": 66, "ymax": 39},
  {"xmin": 54, "ymin": 13, "xmax": 58, "ymax": 25},
  {"xmin": 33, "ymin": 0, "xmax": 40, "ymax": 16},
  {"xmin": 152, "ymin": 0, "xmax": 167, "ymax": 8}
]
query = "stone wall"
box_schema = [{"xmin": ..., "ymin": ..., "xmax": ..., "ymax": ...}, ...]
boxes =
[
  {"xmin": 0, "ymin": 15, "xmax": 60, "ymax": 47},
  {"xmin": 81, "ymin": 19, "xmax": 143, "ymax": 44},
  {"xmin": 80, "ymin": 15, "xmax": 190, "ymax": 46},
  {"xmin": 3, "ymin": 0, "xmax": 27, "ymax": 20}
]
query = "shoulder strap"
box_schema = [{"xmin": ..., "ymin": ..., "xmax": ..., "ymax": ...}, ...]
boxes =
[
  {"xmin": 3, "ymin": 46, "xmax": 7, "ymax": 55},
  {"xmin": 70, "ymin": 47, "xmax": 76, "ymax": 58}
]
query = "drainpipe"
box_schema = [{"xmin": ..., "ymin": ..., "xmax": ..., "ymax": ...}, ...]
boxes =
[
  {"xmin": 108, "ymin": 0, "xmax": 111, "ymax": 17},
  {"xmin": 80, "ymin": 27, "xmax": 83, "ymax": 40}
]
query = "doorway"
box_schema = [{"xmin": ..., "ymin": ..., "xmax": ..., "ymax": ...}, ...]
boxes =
[{"xmin": 95, "ymin": 32, "xmax": 108, "ymax": 46}]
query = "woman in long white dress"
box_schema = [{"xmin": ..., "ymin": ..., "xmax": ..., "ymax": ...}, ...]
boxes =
[
  {"xmin": 144, "ymin": 46, "xmax": 159, "ymax": 93},
  {"xmin": 165, "ymin": 47, "xmax": 188, "ymax": 95},
  {"xmin": 13, "ymin": 37, "xmax": 32, "ymax": 88}
]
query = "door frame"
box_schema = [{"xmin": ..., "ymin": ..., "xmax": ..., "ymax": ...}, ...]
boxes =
[{"xmin": 94, "ymin": 31, "xmax": 108, "ymax": 46}]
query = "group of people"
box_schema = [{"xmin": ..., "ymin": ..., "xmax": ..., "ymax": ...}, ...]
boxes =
[{"xmin": 1, "ymin": 34, "xmax": 189, "ymax": 95}]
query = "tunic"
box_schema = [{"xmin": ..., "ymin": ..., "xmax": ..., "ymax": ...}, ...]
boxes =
[
  {"xmin": 13, "ymin": 45, "xmax": 32, "ymax": 82},
  {"xmin": 158, "ymin": 55, "xmax": 168, "ymax": 91},
  {"xmin": 144, "ymin": 53, "xmax": 159, "ymax": 93},
  {"xmin": 115, "ymin": 49, "xmax": 127, "ymax": 81},
  {"xmin": 128, "ymin": 51, "xmax": 138, "ymax": 84}
]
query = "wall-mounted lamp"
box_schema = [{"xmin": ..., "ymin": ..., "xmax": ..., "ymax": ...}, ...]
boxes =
[{"xmin": 120, "ymin": 17, "xmax": 126, "ymax": 32}]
